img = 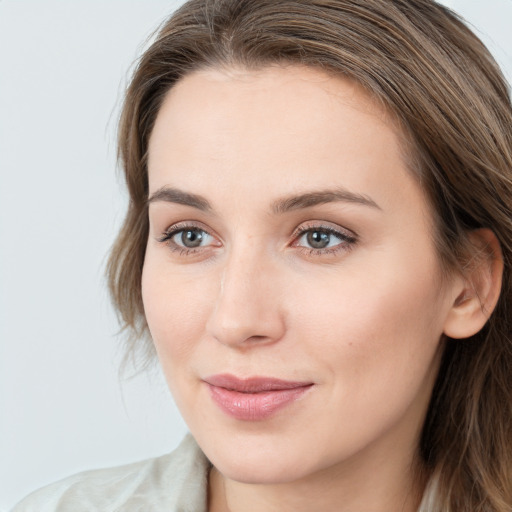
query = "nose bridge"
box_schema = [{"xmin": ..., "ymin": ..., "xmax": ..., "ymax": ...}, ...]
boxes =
[{"xmin": 206, "ymin": 240, "xmax": 285, "ymax": 347}]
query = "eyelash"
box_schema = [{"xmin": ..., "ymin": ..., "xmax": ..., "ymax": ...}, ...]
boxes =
[
  {"xmin": 157, "ymin": 222, "xmax": 213, "ymax": 256},
  {"xmin": 292, "ymin": 224, "xmax": 357, "ymax": 256},
  {"xmin": 157, "ymin": 222, "xmax": 357, "ymax": 257}
]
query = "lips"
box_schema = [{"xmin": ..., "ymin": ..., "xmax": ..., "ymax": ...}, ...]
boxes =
[{"xmin": 203, "ymin": 374, "xmax": 313, "ymax": 421}]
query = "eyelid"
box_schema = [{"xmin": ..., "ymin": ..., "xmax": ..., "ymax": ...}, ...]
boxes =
[
  {"xmin": 290, "ymin": 221, "xmax": 358, "ymax": 255},
  {"xmin": 157, "ymin": 220, "xmax": 215, "ymax": 240},
  {"xmin": 292, "ymin": 220, "xmax": 357, "ymax": 241},
  {"xmin": 156, "ymin": 221, "xmax": 222, "ymax": 253}
]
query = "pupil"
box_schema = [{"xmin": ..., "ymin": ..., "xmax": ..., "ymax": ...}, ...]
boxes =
[
  {"xmin": 182, "ymin": 229, "xmax": 203, "ymax": 248},
  {"xmin": 307, "ymin": 231, "xmax": 329, "ymax": 249}
]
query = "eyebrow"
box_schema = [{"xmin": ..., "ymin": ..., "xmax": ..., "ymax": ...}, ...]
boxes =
[
  {"xmin": 147, "ymin": 186, "xmax": 380, "ymax": 213},
  {"xmin": 147, "ymin": 187, "xmax": 212, "ymax": 211},
  {"xmin": 271, "ymin": 188, "xmax": 381, "ymax": 214}
]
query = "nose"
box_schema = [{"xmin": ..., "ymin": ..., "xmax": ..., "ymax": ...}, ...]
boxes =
[{"xmin": 205, "ymin": 247, "xmax": 286, "ymax": 348}]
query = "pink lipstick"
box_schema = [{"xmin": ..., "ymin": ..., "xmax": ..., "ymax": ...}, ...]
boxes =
[{"xmin": 204, "ymin": 374, "xmax": 313, "ymax": 421}]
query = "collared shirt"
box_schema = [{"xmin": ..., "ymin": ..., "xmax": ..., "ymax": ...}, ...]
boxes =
[{"xmin": 12, "ymin": 434, "xmax": 210, "ymax": 512}]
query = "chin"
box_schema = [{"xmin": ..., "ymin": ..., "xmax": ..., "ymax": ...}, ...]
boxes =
[
  {"xmin": 215, "ymin": 455, "xmax": 310, "ymax": 485},
  {"xmin": 198, "ymin": 430, "xmax": 326, "ymax": 485}
]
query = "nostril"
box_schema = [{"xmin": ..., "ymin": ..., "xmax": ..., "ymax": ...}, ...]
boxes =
[{"xmin": 250, "ymin": 335, "xmax": 267, "ymax": 341}]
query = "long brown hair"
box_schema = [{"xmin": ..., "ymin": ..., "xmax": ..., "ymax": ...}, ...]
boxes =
[{"xmin": 107, "ymin": 1, "xmax": 512, "ymax": 509}]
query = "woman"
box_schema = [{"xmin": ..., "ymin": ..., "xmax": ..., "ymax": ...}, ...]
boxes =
[{"xmin": 13, "ymin": 0, "xmax": 512, "ymax": 511}]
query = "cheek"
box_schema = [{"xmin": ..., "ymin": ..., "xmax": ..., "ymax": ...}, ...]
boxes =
[
  {"xmin": 280, "ymin": 257, "xmax": 448, "ymax": 452},
  {"xmin": 141, "ymin": 257, "xmax": 217, "ymax": 419},
  {"xmin": 141, "ymin": 254, "xmax": 213, "ymax": 364},
  {"xmin": 290, "ymin": 252, "xmax": 448, "ymax": 386}
]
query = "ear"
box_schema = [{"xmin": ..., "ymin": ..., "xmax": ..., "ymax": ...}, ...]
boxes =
[{"xmin": 443, "ymin": 229, "xmax": 503, "ymax": 339}]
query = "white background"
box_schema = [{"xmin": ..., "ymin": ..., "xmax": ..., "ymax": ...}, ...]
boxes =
[{"xmin": 1, "ymin": 1, "xmax": 511, "ymax": 509}]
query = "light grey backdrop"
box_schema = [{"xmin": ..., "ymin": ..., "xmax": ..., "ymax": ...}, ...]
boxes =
[{"xmin": 1, "ymin": 1, "xmax": 511, "ymax": 509}]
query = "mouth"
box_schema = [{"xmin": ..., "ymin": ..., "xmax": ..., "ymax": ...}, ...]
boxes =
[{"xmin": 203, "ymin": 374, "xmax": 314, "ymax": 421}]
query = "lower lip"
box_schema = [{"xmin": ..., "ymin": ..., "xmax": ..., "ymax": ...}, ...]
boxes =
[{"xmin": 207, "ymin": 384, "xmax": 312, "ymax": 421}]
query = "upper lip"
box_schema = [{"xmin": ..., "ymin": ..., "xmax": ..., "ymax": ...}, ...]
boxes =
[{"xmin": 203, "ymin": 373, "xmax": 313, "ymax": 393}]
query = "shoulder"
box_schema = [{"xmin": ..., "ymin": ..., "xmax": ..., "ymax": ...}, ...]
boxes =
[{"xmin": 11, "ymin": 434, "xmax": 210, "ymax": 512}]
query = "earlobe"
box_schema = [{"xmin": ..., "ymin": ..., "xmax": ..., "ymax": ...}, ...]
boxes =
[{"xmin": 443, "ymin": 229, "xmax": 503, "ymax": 340}]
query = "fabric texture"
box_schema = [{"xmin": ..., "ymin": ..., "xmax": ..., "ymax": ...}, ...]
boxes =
[{"xmin": 11, "ymin": 434, "xmax": 210, "ymax": 512}]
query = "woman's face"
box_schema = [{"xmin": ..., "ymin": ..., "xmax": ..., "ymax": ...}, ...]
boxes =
[{"xmin": 143, "ymin": 65, "xmax": 459, "ymax": 484}]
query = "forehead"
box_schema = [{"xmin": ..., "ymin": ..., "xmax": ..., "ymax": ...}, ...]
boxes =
[
  {"xmin": 147, "ymin": 65, "xmax": 419, "ymax": 215},
  {"xmin": 149, "ymin": 65, "xmax": 399, "ymax": 160}
]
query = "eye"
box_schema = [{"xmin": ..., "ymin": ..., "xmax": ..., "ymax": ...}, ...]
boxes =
[
  {"xmin": 172, "ymin": 228, "xmax": 211, "ymax": 248},
  {"xmin": 293, "ymin": 224, "xmax": 357, "ymax": 255},
  {"xmin": 300, "ymin": 230, "xmax": 337, "ymax": 249},
  {"xmin": 157, "ymin": 223, "xmax": 219, "ymax": 253}
]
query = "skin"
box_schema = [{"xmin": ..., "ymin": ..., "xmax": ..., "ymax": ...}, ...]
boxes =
[{"xmin": 143, "ymin": 65, "xmax": 468, "ymax": 512}]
